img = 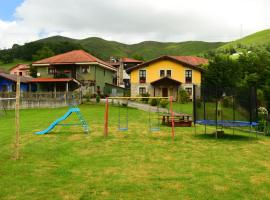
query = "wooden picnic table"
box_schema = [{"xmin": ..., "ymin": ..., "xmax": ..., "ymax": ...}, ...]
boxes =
[{"xmin": 160, "ymin": 113, "xmax": 192, "ymax": 127}]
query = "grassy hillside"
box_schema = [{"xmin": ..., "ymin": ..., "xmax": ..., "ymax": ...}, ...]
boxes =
[
  {"xmin": 0, "ymin": 35, "xmax": 226, "ymax": 68},
  {"xmin": 79, "ymin": 38, "xmax": 225, "ymax": 60},
  {"xmin": 221, "ymin": 29, "xmax": 270, "ymax": 49},
  {"xmin": 0, "ymin": 60, "xmax": 31, "ymax": 72}
]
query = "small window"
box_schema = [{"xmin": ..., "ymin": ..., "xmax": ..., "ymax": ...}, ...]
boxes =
[
  {"xmin": 185, "ymin": 87, "xmax": 192, "ymax": 96},
  {"xmin": 82, "ymin": 66, "xmax": 90, "ymax": 74},
  {"xmin": 185, "ymin": 70, "xmax": 192, "ymax": 83},
  {"xmin": 19, "ymin": 72, "xmax": 23, "ymax": 76},
  {"xmin": 167, "ymin": 70, "xmax": 171, "ymax": 77},
  {"xmin": 160, "ymin": 70, "xmax": 165, "ymax": 77},
  {"xmin": 139, "ymin": 70, "xmax": 146, "ymax": 83},
  {"xmin": 48, "ymin": 67, "xmax": 55, "ymax": 74},
  {"xmin": 139, "ymin": 87, "xmax": 146, "ymax": 95}
]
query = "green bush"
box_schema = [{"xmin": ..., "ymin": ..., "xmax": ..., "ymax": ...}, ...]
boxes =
[
  {"xmin": 160, "ymin": 99, "xmax": 169, "ymax": 108},
  {"xmin": 149, "ymin": 99, "xmax": 159, "ymax": 106},
  {"xmin": 178, "ymin": 88, "xmax": 190, "ymax": 104},
  {"xmin": 196, "ymin": 99, "xmax": 202, "ymax": 108},
  {"xmin": 222, "ymin": 97, "xmax": 232, "ymax": 108},
  {"xmin": 141, "ymin": 93, "xmax": 150, "ymax": 103},
  {"xmin": 96, "ymin": 95, "xmax": 100, "ymax": 103}
]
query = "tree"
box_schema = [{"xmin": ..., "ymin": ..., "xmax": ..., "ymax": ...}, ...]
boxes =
[
  {"xmin": 29, "ymin": 65, "xmax": 37, "ymax": 78},
  {"xmin": 32, "ymin": 46, "xmax": 55, "ymax": 61},
  {"xmin": 203, "ymin": 54, "xmax": 241, "ymax": 90}
]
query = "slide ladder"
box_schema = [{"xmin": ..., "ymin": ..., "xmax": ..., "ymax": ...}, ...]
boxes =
[{"xmin": 36, "ymin": 107, "xmax": 89, "ymax": 134}]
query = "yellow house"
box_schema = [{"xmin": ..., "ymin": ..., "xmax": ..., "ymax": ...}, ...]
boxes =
[{"xmin": 126, "ymin": 55, "xmax": 208, "ymax": 99}]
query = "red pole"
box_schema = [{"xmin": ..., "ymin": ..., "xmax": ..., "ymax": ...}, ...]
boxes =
[
  {"xmin": 170, "ymin": 96, "xmax": 175, "ymax": 142},
  {"xmin": 104, "ymin": 97, "xmax": 109, "ymax": 137}
]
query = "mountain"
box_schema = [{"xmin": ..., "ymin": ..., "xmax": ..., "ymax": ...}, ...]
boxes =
[
  {"xmin": 0, "ymin": 35, "xmax": 225, "ymax": 64},
  {"xmin": 78, "ymin": 38, "xmax": 224, "ymax": 60},
  {"xmin": 220, "ymin": 29, "xmax": 270, "ymax": 49}
]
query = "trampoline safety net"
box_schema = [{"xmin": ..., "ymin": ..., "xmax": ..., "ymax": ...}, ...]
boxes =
[{"xmin": 193, "ymin": 85, "xmax": 258, "ymax": 128}]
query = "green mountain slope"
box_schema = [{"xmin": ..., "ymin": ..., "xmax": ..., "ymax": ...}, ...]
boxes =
[
  {"xmin": 221, "ymin": 29, "xmax": 270, "ymax": 49},
  {"xmin": 0, "ymin": 35, "xmax": 225, "ymax": 64},
  {"xmin": 79, "ymin": 38, "xmax": 225, "ymax": 60}
]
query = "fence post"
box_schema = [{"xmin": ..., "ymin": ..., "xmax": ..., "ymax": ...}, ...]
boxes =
[
  {"xmin": 14, "ymin": 77, "xmax": 20, "ymax": 160},
  {"xmin": 170, "ymin": 96, "xmax": 175, "ymax": 142}
]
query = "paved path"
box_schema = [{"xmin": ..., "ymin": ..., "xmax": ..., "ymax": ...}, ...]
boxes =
[{"xmin": 101, "ymin": 99, "xmax": 184, "ymax": 114}]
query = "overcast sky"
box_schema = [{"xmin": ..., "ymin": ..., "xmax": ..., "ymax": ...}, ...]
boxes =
[{"xmin": 0, "ymin": 0, "xmax": 269, "ymax": 48}]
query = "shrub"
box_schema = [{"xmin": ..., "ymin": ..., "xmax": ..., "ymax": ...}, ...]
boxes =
[
  {"xmin": 96, "ymin": 95, "xmax": 100, "ymax": 103},
  {"xmin": 178, "ymin": 88, "xmax": 190, "ymax": 104},
  {"xmin": 196, "ymin": 99, "xmax": 202, "ymax": 108},
  {"xmin": 149, "ymin": 99, "xmax": 159, "ymax": 106},
  {"xmin": 141, "ymin": 93, "xmax": 150, "ymax": 103},
  {"xmin": 222, "ymin": 97, "xmax": 232, "ymax": 108},
  {"xmin": 160, "ymin": 99, "xmax": 169, "ymax": 108}
]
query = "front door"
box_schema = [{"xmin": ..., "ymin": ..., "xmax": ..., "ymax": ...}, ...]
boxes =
[{"xmin": 162, "ymin": 88, "xmax": 168, "ymax": 97}]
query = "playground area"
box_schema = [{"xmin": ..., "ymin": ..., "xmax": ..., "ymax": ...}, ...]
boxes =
[{"xmin": 1, "ymin": 103, "xmax": 270, "ymax": 199}]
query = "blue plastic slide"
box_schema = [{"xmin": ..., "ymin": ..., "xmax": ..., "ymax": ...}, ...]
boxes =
[{"xmin": 36, "ymin": 108, "xmax": 81, "ymax": 134}]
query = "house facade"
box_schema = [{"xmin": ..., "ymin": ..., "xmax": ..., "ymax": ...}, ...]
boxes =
[
  {"xmin": 9, "ymin": 64, "xmax": 30, "ymax": 77},
  {"xmin": 0, "ymin": 73, "xmax": 34, "ymax": 92},
  {"xmin": 32, "ymin": 50, "xmax": 117, "ymax": 95},
  {"xmin": 109, "ymin": 57, "xmax": 143, "ymax": 88},
  {"xmin": 127, "ymin": 55, "xmax": 208, "ymax": 100}
]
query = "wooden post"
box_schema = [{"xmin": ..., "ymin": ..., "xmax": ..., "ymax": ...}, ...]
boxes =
[
  {"xmin": 54, "ymin": 83, "xmax": 57, "ymax": 98},
  {"xmin": 104, "ymin": 97, "xmax": 109, "ymax": 137},
  {"xmin": 170, "ymin": 96, "xmax": 175, "ymax": 142},
  {"xmin": 14, "ymin": 77, "xmax": 20, "ymax": 160}
]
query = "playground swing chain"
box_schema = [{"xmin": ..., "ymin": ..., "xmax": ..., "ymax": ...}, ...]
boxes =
[{"xmin": 104, "ymin": 96, "xmax": 175, "ymax": 141}]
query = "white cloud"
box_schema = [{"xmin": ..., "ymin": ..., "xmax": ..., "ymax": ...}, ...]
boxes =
[{"xmin": 0, "ymin": 0, "xmax": 270, "ymax": 48}]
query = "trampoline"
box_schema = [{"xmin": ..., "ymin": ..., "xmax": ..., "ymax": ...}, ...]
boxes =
[
  {"xmin": 196, "ymin": 120, "xmax": 258, "ymax": 127},
  {"xmin": 193, "ymin": 85, "xmax": 258, "ymax": 137}
]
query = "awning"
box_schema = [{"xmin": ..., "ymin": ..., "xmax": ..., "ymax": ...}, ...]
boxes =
[{"xmin": 151, "ymin": 77, "xmax": 181, "ymax": 87}]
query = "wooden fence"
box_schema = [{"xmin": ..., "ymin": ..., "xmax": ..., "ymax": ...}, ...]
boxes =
[{"xmin": 0, "ymin": 91, "xmax": 82, "ymax": 109}]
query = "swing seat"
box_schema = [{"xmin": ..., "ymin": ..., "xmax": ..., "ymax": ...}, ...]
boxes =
[{"xmin": 119, "ymin": 127, "xmax": 128, "ymax": 131}]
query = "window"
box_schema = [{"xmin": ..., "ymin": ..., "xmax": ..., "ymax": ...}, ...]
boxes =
[
  {"xmin": 185, "ymin": 87, "xmax": 192, "ymax": 96},
  {"xmin": 139, "ymin": 87, "xmax": 146, "ymax": 95},
  {"xmin": 81, "ymin": 66, "xmax": 90, "ymax": 74},
  {"xmin": 185, "ymin": 70, "xmax": 192, "ymax": 83},
  {"xmin": 160, "ymin": 70, "xmax": 165, "ymax": 77},
  {"xmin": 139, "ymin": 70, "xmax": 146, "ymax": 83},
  {"xmin": 167, "ymin": 70, "xmax": 171, "ymax": 77},
  {"xmin": 19, "ymin": 72, "xmax": 22, "ymax": 76},
  {"xmin": 48, "ymin": 67, "xmax": 55, "ymax": 75}
]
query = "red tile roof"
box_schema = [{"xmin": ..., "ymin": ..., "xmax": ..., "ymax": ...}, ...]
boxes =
[
  {"xmin": 31, "ymin": 78, "xmax": 74, "ymax": 83},
  {"xmin": 32, "ymin": 50, "xmax": 116, "ymax": 71},
  {"xmin": 126, "ymin": 55, "xmax": 208, "ymax": 73},
  {"xmin": 121, "ymin": 57, "xmax": 143, "ymax": 63}
]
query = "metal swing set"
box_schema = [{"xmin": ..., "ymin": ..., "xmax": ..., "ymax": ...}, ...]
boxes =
[{"xmin": 104, "ymin": 96, "xmax": 176, "ymax": 141}]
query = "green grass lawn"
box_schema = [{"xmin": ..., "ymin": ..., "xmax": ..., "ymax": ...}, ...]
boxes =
[
  {"xmin": 1, "ymin": 104, "xmax": 270, "ymax": 199},
  {"xmin": 0, "ymin": 60, "xmax": 31, "ymax": 72}
]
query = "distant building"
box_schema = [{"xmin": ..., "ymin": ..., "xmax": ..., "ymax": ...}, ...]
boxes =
[
  {"xmin": 109, "ymin": 57, "xmax": 143, "ymax": 88},
  {"xmin": 32, "ymin": 50, "xmax": 118, "ymax": 95},
  {"xmin": 0, "ymin": 73, "xmax": 34, "ymax": 92},
  {"xmin": 9, "ymin": 64, "xmax": 30, "ymax": 77}
]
